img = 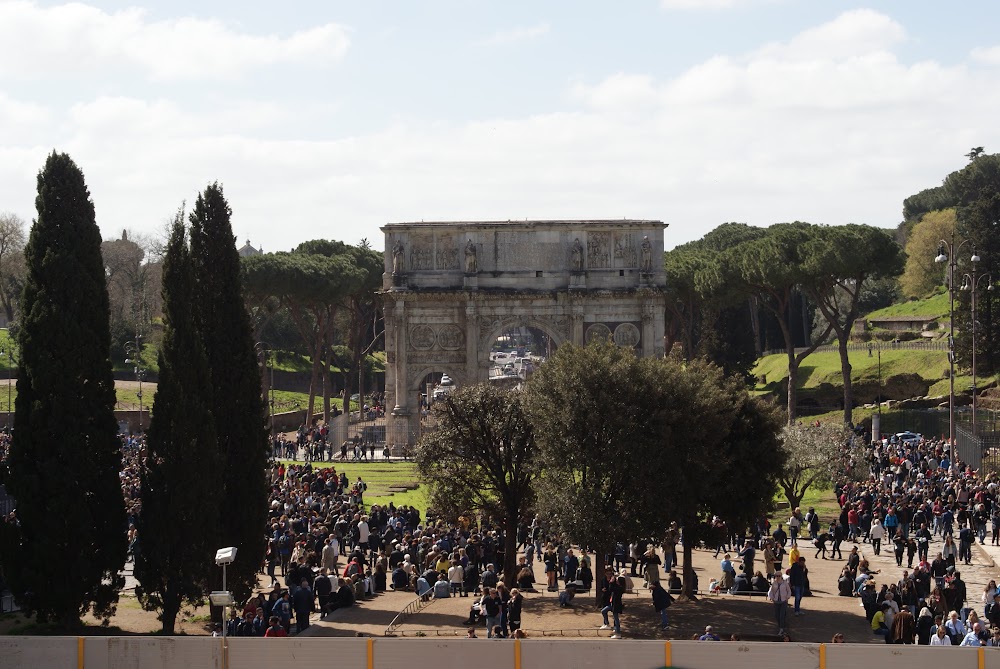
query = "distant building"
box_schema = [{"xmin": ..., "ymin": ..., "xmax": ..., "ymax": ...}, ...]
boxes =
[{"xmin": 238, "ymin": 239, "xmax": 263, "ymax": 258}]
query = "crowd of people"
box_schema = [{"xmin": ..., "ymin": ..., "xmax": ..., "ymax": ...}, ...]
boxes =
[
  {"xmin": 17, "ymin": 413, "xmax": 1000, "ymax": 645},
  {"xmin": 818, "ymin": 431, "xmax": 1000, "ymax": 645}
]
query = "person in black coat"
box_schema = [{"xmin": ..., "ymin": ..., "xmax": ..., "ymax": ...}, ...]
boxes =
[
  {"xmin": 651, "ymin": 581, "xmax": 673, "ymax": 630},
  {"xmin": 291, "ymin": 580, "xmax": 313, "ymax": 634},
  {"xmin": 314, "ymin": 570, "xmax": 333, "ymax": 617}
]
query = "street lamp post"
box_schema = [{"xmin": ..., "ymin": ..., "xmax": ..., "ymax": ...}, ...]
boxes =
[
  {"xmin": 868, "ymin": 342, "xmax": 883, "ymax": 443},
  {"xmin": 936, "ymin": 236, "xmax": 975, "ymax": 473},
  {"xmin": 960, "ymin": 251, "xmax": 993, "ymax": 436}
]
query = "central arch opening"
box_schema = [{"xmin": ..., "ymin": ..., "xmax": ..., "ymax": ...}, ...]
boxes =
[{"xmin": 488, "ymin": 324, "xmax": 559, "ymax": 383}]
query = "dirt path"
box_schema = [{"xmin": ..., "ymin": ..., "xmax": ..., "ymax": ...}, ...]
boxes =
[{"xmin": 394, "ymin": 537, "xmax": 1000, "ymax": 643}]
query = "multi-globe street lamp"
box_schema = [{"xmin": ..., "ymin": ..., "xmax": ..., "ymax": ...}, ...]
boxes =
[
  {"xmin": 935, "ymin": 237, "xmax": 982, "ymax": 472},
  {"xmin": 959, "ymin": 259, "xmax": 993, "ymax": 435},
  {"xmin": 936, "ymin": 239, "xmax": 971, "ymax": 472}
]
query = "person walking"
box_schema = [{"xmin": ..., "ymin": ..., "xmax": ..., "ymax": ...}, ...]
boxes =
[
  {"xmin": 870, "ymin": 518, "xmax": 885, "ymax": 556},
  {"xmin": 599, "ymin": 575, "xmax": 625, "ymax": 639},
  {"xmin": 891, "ymin": 607, "xmax": 916, "ymax": 644},
  {"xmin": 651, "ymin": 581, "xmax": 673, "ymax": 631},
  {"xmin": 767, "ymin": 573, "xmax": 792, "ymax": 635},
  {"xmin": 789, "ymin": 557, "xmax": 807, "ymax": 617}
]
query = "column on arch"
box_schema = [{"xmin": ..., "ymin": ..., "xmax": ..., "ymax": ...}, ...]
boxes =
[
  {"xmin": 465, "ymin": 303, "xmax": 481, "ymax": 384},
  {"xmin": 641, "ymin": 302, "xmax": 655, "ymax": 358}
]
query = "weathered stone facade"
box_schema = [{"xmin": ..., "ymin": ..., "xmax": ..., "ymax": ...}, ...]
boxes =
[{"xmin": 382, "ymin": 220, "xmax": 667, "ymax": 445}]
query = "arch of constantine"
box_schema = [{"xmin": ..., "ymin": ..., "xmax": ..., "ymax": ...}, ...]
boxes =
[{"xmin": 381, "ymin": 220, "xmax": 667, "ymax": 445}]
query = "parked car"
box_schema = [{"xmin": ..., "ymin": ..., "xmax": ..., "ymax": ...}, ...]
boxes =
[{"xmin": 892, "ymin": 431, "xmax": 922, "ymax": 445}]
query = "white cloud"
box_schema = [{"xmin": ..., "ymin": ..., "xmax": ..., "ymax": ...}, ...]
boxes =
[
  {"xmin": 0, "ymin": 1, "xmax": 350, "ymax": 81},
  {"xmin": 1, "ymin": 9, "xmax": 999, "ymax": 253},
  {"xmin": 660, "ymin": 0, "xmax": 780, "ymax": 10},
  {"xmin": 971, "ymin": 45, "xmax": 1000, "ymax": 65},
  {"xmin": 753, "ymin": 8, "xmax": 905, "ymax": 61},
  {"xmin": 478, "ymin": 23, "xmax": 550, "ymax": 46}
]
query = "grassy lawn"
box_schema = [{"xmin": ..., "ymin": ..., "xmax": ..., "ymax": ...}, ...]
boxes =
[
  {"xmin": 276, "ymin": 460, "xmax": 427, "ymax": 515},
  {"xmin": 755, "ymin": 349, "xmax": 997, "ymax": 394},
  {"xmin": 864, "ymin": 289, "xmax": 950, "ymax": 320},
  {"xmin": 769, "ymin": 485, "xmax": 840, "ymax": 529},
  {"xmin": 0, "ymin": 329, "xmax": 14, "ymax": 371},
  {"xmin": 754, "ymin": 349, "xmax": 951, "ymax": 389},
  {"xmin": 269, "ymin": 390, "xmax": 354, "ymax": 413},
  {"xmin": 272, "ymin": 350, "xmax": 386, "ymax": 375}
]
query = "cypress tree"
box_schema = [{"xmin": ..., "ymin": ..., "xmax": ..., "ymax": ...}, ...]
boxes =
[
  {"xmin": 189, "ymin": 183, "xmax": 268, "ymax": 599},
  {"xmin": 134, "ymin": 214, "xmax": 221, "ymax": 633},
  {"xmin": 7, "ymin": 152, "xmax": 125, "ymax": 626}
]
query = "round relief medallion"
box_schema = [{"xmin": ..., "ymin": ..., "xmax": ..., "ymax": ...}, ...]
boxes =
[
  {"xmin": 409, "ymin": 324, "xmax": 436, "ymax": 351},
  {"xmin": 437, "ymin": 324, "xmax": 465, "ymax": 350},
  {"xmin": 585, "ymin": 323, "xmax": 612, "ymax": 343},
  {"xmin": 614, "ymin": 323, "xmax": 641, "ymax": 347}
]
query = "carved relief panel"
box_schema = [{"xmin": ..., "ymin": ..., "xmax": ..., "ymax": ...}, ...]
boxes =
[
  {"xmin": 409, "ymin": 325, "xmax": 436, "ymax": 350},
  {"xmin": 587, "ymin": 233, "xmax": 611, "ymax": 269},
  {"xmin": 585, "ymin": 323, "xmax": 612, "ymax": 343},
  {"xmin": 408, "ymin": 236, "xmax": 434, "ymax": 271},
  {"xmin": 613, "ymin": 232, "xmax": 637, "ymax": 268},
  {"xmin": 408, "ymin": 323, "xmax": 466, "ymax": 352},
  {"xmin": 613, "ymin": 323, "xmax": 641, "ymax": 347}
]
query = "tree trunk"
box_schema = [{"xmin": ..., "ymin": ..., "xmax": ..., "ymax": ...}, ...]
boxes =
[
  {"xmin": 800, "ymin": 290, "xmax": 811, "ymax": 346},
  {"xmin": 838, "ymin": 333, "xmax": 853, "ymax": 425},
  {"xmin": 681, "ymin": 535, "xmax": 698, "ymax": 601},
  {"xmin": 594, "ymin": 548, "xmax": 608, "ymax": 607},
  {"xmin": 502, "ymin": 512, "xmax": 519, "ymax": 589},
  {"xmin": 749, "ymin": 297, "xmax": 761, "ymax": 356},
  {"xmin": 321, "ymin": 344, "xmax": 331, "ymax": 424},
  {"xmin": 161, "ymin": 600, "xmax": 179, "ymax": 635},
  {"xmin": 786, "ymin": 349, "xmax": 799, "ymax": 424},
  {"xmin": 783, "ymin": 487, "xmax": 803, "ymax": 512},
  {"xmin": 306, "ymin": 337, "xmax": 323, "ymax": 426}
]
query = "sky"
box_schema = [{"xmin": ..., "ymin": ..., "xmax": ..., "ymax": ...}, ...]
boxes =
[{"xmin": 2, "ymin": 0, "xmax": 1000, "ymax": 253}]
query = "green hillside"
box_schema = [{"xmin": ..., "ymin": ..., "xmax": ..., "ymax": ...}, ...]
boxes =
[
  {"xmin": 753, "ymin": 348, "xmax": 997, "ymax": 411},
  {"xmin": 864, "ymin": 290, "xmax": 949, "ymax": 320}
]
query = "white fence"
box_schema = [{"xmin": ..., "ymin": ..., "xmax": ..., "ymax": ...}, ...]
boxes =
[{"xmin": 1, "ymin": 637, "xmax": 999, "ymax": 669}]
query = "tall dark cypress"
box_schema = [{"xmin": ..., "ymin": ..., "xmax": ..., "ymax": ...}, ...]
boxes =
[
  {"xmin": 7, "ymin": 152, "xmax": 125, "ymax": 626},
  {"xmin": 188, "ymin": 183, "xmax": 268, "ymax": 599},
  {"xmin": 134, "ymin": 215, "xmax": 221, "ymax": 633}
]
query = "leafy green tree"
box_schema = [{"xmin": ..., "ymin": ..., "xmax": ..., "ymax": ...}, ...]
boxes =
[
  {"xmin": 707, "ymin": 222, "xmax": 832, "ymax": 422},
  {"xmin": 292, "ymin": 240, "xmax": 376, "ymax": 419},
  {"xmin": 134, "ymin": 214, "xmax": 221, "ymax": 633},
  {"xmin": 415, "ymin": 384, "xmax": 536, "ymax": 588},
  {"xmin": 659, "ymin": 362, "xmax": 786, "ymax": 597},
  {"xmin": 527, "ymin": 343, "xmax": 785, "ymax": 600},
  {"xmin": 945, "ymin": 153, "xmax": 1000, "ymax": 375},
  {"xmin": 0, "ymin": 212, "xmax": 26, "ymax": 324},
  {"xmin": 189, "ymin": 183, "xmax": 268, "ymax": 601},
  {"xmin": 242, "ymin": 249, "xmax": 363, "ymax": 421},
  {"xmin": 663, "ymin": 223, "xmax": 763, "ymax": 379},
  {"xmin": 526, "ymin": 342, "xmax": 675, "ymax": 594},
  {"xmin": 5, "ymin": 152, "xmax": 125, "ymax": 626},
  {"xmin": 802, "ymin": 225, "xmax": 905, "ymax": 424},
  {"xmin": 900, "ymin": 185, "xmax": 958, "ymax": 242},
  {"xmin": 899, "ymin": 209, "xmax": 956, "ymax": 298}
]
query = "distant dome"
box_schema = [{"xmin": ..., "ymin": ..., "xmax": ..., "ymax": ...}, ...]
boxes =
[{"xmin": 238, "ymin": 239, "xmax": 262, "ymax": 257}]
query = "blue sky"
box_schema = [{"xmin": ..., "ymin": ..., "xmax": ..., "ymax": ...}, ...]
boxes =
[{"xmin": 2, "ymin": 1, "xmax": 1000, "ymax": 252}]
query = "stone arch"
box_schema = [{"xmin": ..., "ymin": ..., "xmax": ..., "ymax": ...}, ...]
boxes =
[
  {"xmin": 479, "ymin": 315, "xmax": 570, "ymax": 357},
  {"xmin": 408, "ymin": 366, "xmax": 466, "ymax": 393}
]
